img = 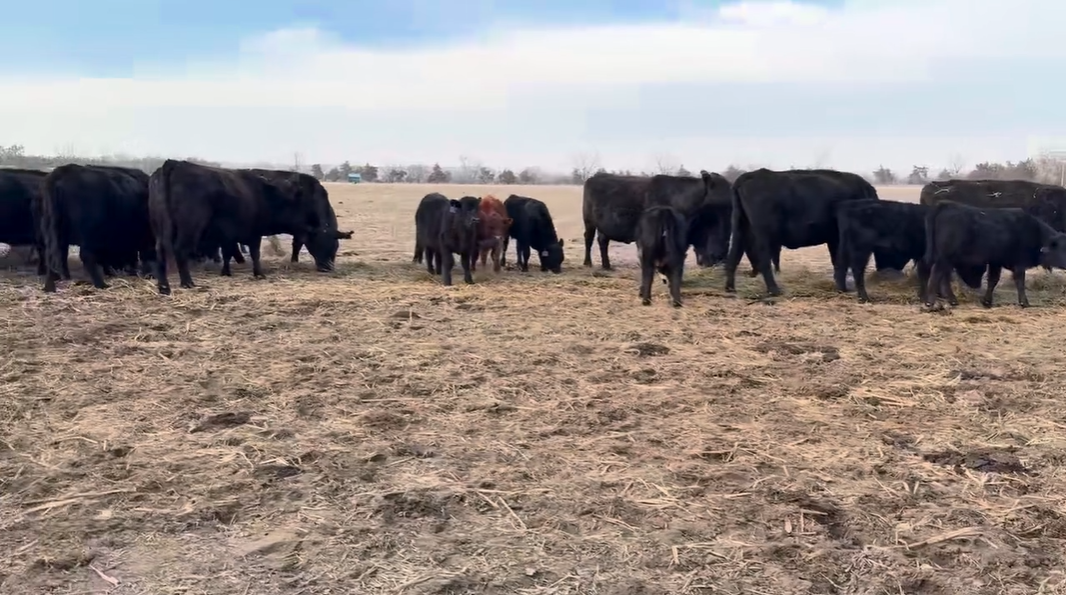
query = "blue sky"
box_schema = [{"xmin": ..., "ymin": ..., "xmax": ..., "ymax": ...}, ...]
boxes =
[
  {"xmin": 0, "ymin": 0, "xmax": 1062, "ymax": 173},
  {"xmin": 3, "ymin": 0, "xmax": 815, "ymax": 76}
]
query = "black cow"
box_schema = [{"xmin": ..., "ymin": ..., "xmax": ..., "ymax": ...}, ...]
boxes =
[
  {"xmin": 724, "ymin": 168, "xmax": 885, "ymax": 296},
  {"xmin": 834, "ymin": 199, "xmax": 986, "ymax": 302},
  {"xmin": 0, "ymin": 168, "xmax": 48, "ymax": 276},
  {"xmin": 148, "ymin": 159, "xmax": 342, "ymax": 294},
  {"xmin": 39, "ymin": 164, "xmax": 154, "ymax": 292},
  {"xmin": 246, "ymin": 168, "xmax": 353, "ymax": 267},
  {"xmin": 636, "ymin": 205, "xmax": 688, "ymax": 307},
  {"xmin": 413, "ymin": 193, "xmax": 481, "ymax": 286},
  {"xmin": 581, "ymin": 171, "xmax": 734, "ymax": 270},
  {"xmin": 920, "ymin": 179, "xmax": 1066, "ymax": 231},
  {"xmin": 920, "ymin": 200, "xmax": 1066, "ymax": 308},
  {"xmin": 500, "ymin": 195, "xmax": 565, "ymax": 273}
]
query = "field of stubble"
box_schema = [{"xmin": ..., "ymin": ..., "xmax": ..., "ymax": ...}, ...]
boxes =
[{"xmin": 3, "ymin": 182, "xmax": 1066, "ymax": 595}]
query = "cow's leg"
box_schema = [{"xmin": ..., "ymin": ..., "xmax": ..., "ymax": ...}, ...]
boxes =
[
  {"xmin": 597, "ymin": 233, "xmax": 612, "ymax": 270},
  {"xmin": 758, "ymin": 245, "xmax": 783, "ymax": 296},
  {"xmin": 916, "ymin": 259, "xmax": 931, "ymax": 304},
  {"xmin": 433, "ymin": 249, "xmax": 442, "ymax": 274},
  {"xmin": 80, "ymin": 250, "xmax": 109, "ymax": 289},
  {"xmin": 639, "ymin": 262, "xmax": 655, "ymax": 306},
  {"xmin": 138, "ymin": 248, "xmax": 155, "ymax": 278},
  {"xmin": 668, "ymin": 264, "xmax": 684, "ymax": 308},
  {"xmin": 851, "ymin": 251, "xmax": 873, "ymax": 302},
  {"xmin": 461, "ymin": 251, "xmax": 475, "ymax": 284},
  {"xmin": 518, "ymin": 241, "xmax": 531, "ymax": 272},
  {"xmin": 500, "ymin": 236, "xmax": 510, "ymax": 266},
  {"xmin": 1011, "ymin": 267, "xmax": 1029, "ymax": 307},
  {"xmin": 724, "ymin": 220, "xmax": 748, "ymax": 293},
  {"xmin": 441, "ymin": 251, "xmax": 455, "ymax": 286},
  {"xmin": 155, "ymin": 239, "xmax": 171, "ymax": 295},
  {"xmin": 583, "ymin": 222, "xmax": 596, "ymax": 267},
  {"xmin": 424, "ymin": 247, "xmax": 436, "ymax": 274},
  {"xmin": 825, "ymin": 239, "xmax": 840, "ymax": 277},
  {"xmin": 492, "ymin": 242, "xmax": 502, "ymax": 273},
  {"xmin": 35, "ymin": 242, "xmax": 46, "ymax": 276},
  {"xmin": 413, "ymin": 240, "xmax": 423, "ymax": 264},
  {"xmin": 981, "ymin": 265, "xmax": 1001, "ymax": 308},
  {"xmin": 941, "ymin": 265, "xmax": 959, "ymax": 306},
  {"xmin": 773, "ymin": 246, "xmax": 781, "ymax": 273},
  {"xmin": 247, "ymin": 238, "xmax": 265, "ymax": 279},
  {"xmin": 60, "ymin": 245, "xmax": 71, "ymax": 279},
  {"xmin": 219, "ymin": 243, "xmax": 236, "ymax": 276},
  {"xmin": 833, "ymin": 239, "xmax": 852, "ymax": 292},
  {"xmin": 291, "ymin": 237, "xmax": 302, "ymax": 263}
]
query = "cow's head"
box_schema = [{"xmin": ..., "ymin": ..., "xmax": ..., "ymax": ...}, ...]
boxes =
[
  {"xmin": 690, "ymin": 205, "xmax": 731, "ymax": 268},
  {"xmin": 450, "ymin": 197, "xmax": 482, "ymax": 233},
  {"xmin": 539, "ymin": 238, "xmax": 565, "ymax": 274},
  {"xmin": 1039, "ymin": 231, "xmax": 1066, "ymax": 270}
]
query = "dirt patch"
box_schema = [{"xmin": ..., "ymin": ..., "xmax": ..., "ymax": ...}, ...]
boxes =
[{"xmin": 2, "ymin": 183, "xmax": 1066, "ymax": 594}]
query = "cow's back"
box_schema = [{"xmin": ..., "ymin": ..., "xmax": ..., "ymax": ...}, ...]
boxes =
[{"xmin": 582, "ymin": 173, "xmax": 650, "ymax": 240}]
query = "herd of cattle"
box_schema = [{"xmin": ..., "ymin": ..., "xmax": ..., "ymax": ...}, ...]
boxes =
[{"xmin": 1, "ymin": 161, "xmax": 1065, "ymax": 309}]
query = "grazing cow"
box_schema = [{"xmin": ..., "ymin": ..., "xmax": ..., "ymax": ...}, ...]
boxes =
[
  {"xmin": 470, "ymin": 195, "xmax": 512, "ymax": 273},
  {"xmin": 724, "ymin": 168, "xmax": 885, "ymax": 296},
  {"xmin": 920, "ymin": 179, "xmax": 1066, "ymax": 231},
  {"xmin": 0, "ymin": 168, "xmax": 48, "ymax": 276},
  {"xmin": 921, "ymin": 200, "xmax": 1066, "ymax": 308},
  {"xmin": 413, "ymin": 193, "xmax": 481, "ymax": 285},
  {"xmin": 636, "ymin": 206, "xmax": 688, "ymax": 307},
  {"xmin": 921, "ymin": 179, "xmax": 1066, "ymax": 275},
  {"xmin": 246, "ymin": 168, "xmax": 353, "ymax": 270},
  {"xmin": 581, "ymin": 171, "xmax": 735, "ymax": 270},
  {"xmin": 501, "ymin": 194, "xmax": 565, "ymax": 273},
  {"xmin": 39, "ymin": 164, "xmax": 155, "ymax": 292},
  {"xmin": 834, "ymin": 199, "xmax": 986, "ymax": 302},
  {"xmin": 148, "ymin": 159, "xmax": 343, "ymax": 295}
]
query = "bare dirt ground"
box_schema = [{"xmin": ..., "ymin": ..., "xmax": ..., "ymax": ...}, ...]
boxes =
[{"xmin": 3, "ymin": 182, "xmax": 1066, "ymax": 595}]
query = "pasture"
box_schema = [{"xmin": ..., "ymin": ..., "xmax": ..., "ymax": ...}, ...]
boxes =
[{"xmin": 3, "ymin": 182, "xmax": 1066, "ymax": 594}]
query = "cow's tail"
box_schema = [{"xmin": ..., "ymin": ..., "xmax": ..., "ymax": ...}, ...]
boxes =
[
  {"xmin": 922, "ymin": 201, "xmax": 940, "ymax": 267},
  {"xmin": 151, "ymin": 160, "xmax": 178, "ymax": 262},
  {"xmin": 726, "ymin": 177, "xmax": 748, "ymax": 266},
  {"xmin": 39, "ymin": 172, "xmax": 65, "ymax": 289}
]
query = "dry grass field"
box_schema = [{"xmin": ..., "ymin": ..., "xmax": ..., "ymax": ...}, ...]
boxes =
[{"xmin": 4, "ymin": 182, "xmax": 1066, "ymax": 595}]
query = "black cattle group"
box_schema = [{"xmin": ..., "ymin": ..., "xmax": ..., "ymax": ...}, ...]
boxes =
[
  {"xmin": 2, "ymin": 162, "xmax": 1066, "ymax": 310},
  {"xmin": 581, "ymin": 169, "xmax": 1066, "ymax": 308},
  {"xmin": 0, "ymin": 160, "xmax": 354, "ymax": 295}
]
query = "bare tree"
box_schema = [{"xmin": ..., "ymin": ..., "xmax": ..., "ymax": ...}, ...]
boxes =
[
  {"xmin": 406, "ymin": 164, "xmax": 429, "ymax": 183},
  {"xmin": 455, "ymin": 155, "xmax": 481, "ymax": 184},
  {"xmin": 570, "ymin": 151, "xmax": 602, "ymax": 184},
  {"xmin": 809, "ymin": 147, "xmax": 831, "ymax": 169},
  {"xmin": 651, "ymin": 152, "xmax": 679, "ymax": 175},
  {"xmin": 948, "ymin": 154, "xmax": 966, "ymax": 177}
]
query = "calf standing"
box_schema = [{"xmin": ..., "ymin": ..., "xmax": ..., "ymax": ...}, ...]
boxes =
[
  {"xmin": 921, "ymin": 200, "xmax": 1066, "ymax": 308},
  {"xmin": 414, "ymin": 193, "xmax": 481, "ymax": 285},
  {"xmin": 502, "ymin": 194, "xmax": 565, "ymax": 273},
  {"xmin": 471, "ymin": 195, "xmax": 512, "ymax": 273},
  {"xmin": 636, "ymin": 206, "xmax": 688, "ymax": 307}
]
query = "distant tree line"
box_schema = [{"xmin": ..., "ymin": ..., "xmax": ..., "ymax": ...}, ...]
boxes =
[{"xmin": 1, "ymin": 143, "xmax": 1063, "ymax": 187}]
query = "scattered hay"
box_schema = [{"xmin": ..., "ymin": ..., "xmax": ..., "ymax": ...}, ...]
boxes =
[{"xmin": 2, "ymin": 183, "xmax": 1066, "ymax": 593}]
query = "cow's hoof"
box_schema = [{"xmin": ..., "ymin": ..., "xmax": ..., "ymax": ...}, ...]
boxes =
[
  {"xmin": 641, "ymin": 299, "xmax": 651, "ymax": 306},
  {"xmin": 672, "ymin": 301, "xmax": 682, "ymax": 308},
  {"xmin": 980, "ymin": 299, "xmax": 993, "ymax": 308},
  {"xmin": 158, "ymin": 286, "xmax": 171, "ymax": 295}
]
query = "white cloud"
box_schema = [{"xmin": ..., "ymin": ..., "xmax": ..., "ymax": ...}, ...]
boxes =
[{"xmin": 0, "ymin": 0, "xmax": 1062, "ymax": 172}]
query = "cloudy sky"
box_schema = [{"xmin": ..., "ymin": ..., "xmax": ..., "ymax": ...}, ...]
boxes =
[{"xmin": 0, "ymin": 0, "xmax": 1062, "ymax": 174}]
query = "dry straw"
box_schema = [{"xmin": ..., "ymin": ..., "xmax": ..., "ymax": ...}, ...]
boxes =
[{"xmin": 2, "ymin": 183, "xmax": 1066, "ymax": 594}]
